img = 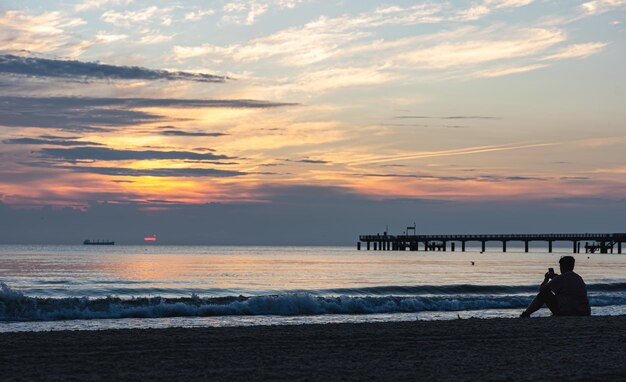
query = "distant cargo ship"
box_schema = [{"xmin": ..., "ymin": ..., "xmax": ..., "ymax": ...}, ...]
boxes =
[{"xmin": 83, "ymin": 239, "xmax": 115, "ymax": 245}]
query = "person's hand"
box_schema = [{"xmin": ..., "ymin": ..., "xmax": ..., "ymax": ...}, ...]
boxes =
[{"xmin": 545, "ymin": 271, "xmax": 557, "ymax": 280}]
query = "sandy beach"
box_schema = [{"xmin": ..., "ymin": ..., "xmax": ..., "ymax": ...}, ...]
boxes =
[{"xmin": 2, "ymin": 315, "xmax": 626, "ymax": 381}]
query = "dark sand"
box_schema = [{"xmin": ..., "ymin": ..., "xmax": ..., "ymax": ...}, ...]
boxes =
[{"xmin": 2, "ymin": 316, "xmax": 626, "ymax": 381}]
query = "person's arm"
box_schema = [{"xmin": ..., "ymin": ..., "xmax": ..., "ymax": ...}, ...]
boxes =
[
  {"xmin": 539, "ymin": 274, "xmax": 551, "ymax": 292},
  {"xmin": 539, "ymin": 271, "xmax": 560, "ymax": 292}
]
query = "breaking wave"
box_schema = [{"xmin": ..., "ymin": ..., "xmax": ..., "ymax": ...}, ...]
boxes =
[{"xmin": 2, "ymin": 282, "xmax": 625, "ymax": 322}]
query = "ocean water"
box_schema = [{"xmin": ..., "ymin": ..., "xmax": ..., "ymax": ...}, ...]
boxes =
[{"xmin": 1, "ymin": 245, "xmax": 626, "ymax": 332}]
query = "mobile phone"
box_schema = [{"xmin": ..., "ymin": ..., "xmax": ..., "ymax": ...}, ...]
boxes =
[{"xmin": 548, "ymin": 268, "xmax": 555, "ymax": 277}]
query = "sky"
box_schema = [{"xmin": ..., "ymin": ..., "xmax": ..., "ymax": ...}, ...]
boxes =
[{"xmin": 0, "ymin": 0, "xmax": 624, "ymax": 244}]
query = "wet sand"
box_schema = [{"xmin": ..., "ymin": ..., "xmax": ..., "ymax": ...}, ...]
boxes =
[{"xmin": 2, "ymin": 316, "xmax": 626, "ymax": 381}]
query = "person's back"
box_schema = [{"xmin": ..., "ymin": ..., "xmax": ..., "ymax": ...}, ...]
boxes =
[{"xmin": 545, "ymin": 271, "xmax": 590, "ymax": 316}]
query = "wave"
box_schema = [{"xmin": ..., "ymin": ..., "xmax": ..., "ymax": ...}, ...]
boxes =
[
  {"xmin": 325, "ymin": 282, "xmax": 626, "ymax": 295},
  {"xmin": 2, "ymin": 283, "xmax": 626, "ymax": 322},
  {"xmin": 6, "ymin": 281, "xmax": 626, "ymax": 297},
  {"xmin": 324, "ymin": 284, "xmax": 536, "ymax": 295},
  {"xmin": 15, "ymin": 282, "xmax": 626, "ymax": 299}
]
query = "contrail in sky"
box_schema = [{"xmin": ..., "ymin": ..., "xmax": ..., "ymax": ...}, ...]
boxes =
[{"xmin": 345, "ymin": 142, "xmax": 558, "ymax": 166}]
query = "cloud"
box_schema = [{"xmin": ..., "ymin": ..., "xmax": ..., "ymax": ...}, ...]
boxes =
[
  {"xmin": 0, "ymin": 10, "xmax": 85, "ymax": 56},
  {"xmin": 171, "ymin": 8, "xmax": 598, "ymax": 85},
  {"xmin": 305, "ymin": 66, "xmax": 399, "ymax": 92},
  {"xmin": 381, "ymin": 123, "xmax": 468, "ymax": 129},
  {"xmin": 172, "ymin": 4, "xmax": 445, "ymax": 64},
  {"xmin": 479, "ymin": 175, "xmax": 548, "ymax": 181},
  {"xmin": 137, "ymin": 33, "xmax": 174, "ymax": 45},
  {"xmin": 3, "ymin": 137, "xmax": 104, "ymax": 147},
  {"xmin": 31, "ymin": 97, "xmax": 294, "ymax": 109},
  {"xmin": 101, "ymin": 6, "xmax": 172, "ymax": 27},
  {"xmin": 159, "ymin": 130, "xmax": 228, "ymax": 137},
  {"xmin": 358, "ymin": 173, "xmax": 548, "ymax": 182},
  {"xmin": 37, "ymin": 147, "xmax": 233, "ymax": 161},
  {"xmin": 183, "ymin": 160, "xmax": 239, "ymax": 165},
  {"xmin": 94, "ymin": 31, "xmax": 128, "ymax": 43},
  {"xmin": 0, "ymin": 97, "xmax": 296, "ymax": 131},
  {"xmin": 454, "ymin": 6, "xmax": 491, "ymax": 21},
  {"xmin": 0, "ymin": 96, "xmax": 297, "ymax": 109},
  {"xmin": 40, "ymin": 135, "xmax": 81, "ymax": 140},
  {"xmin": 0, "ymin": 55, "xmax": 227, "ymax": 82},
  {"xmin": 471, "ymin": 63, "xmax": 548, "ymax": 78},
  {"xmin": 221, "ymin": 0, "xmax": 307, "ymax": 25},
  {"xmin": 75, "ymin": 0, "xmax": 134, "ymax": 12},
  {"xmin": 454, "ymin": 0, "xmax": 534, "ymax": 20},
  {"xmin": 485, "ymin": 0, "xmax": 535, "ymax": 8},
  {"xmin": 184, "ymin": 9, "xmax": 216, "ymax": 21},
  {"xmin": 27, "ymin": 162, "xmax": 246, "ymax": 178},
  {"xmin": 397, "ymin": 28, "xmax": 565, "ymax": 69},
  {"xmin": 580, "ymin": 0, "xmax": 626, "ymax": 15},
  {"xmin": 594, "ymin": 166, "xmax": 626, "ymax": 174},
  {"xmin": 284, "ymin": 159, "xmax": 329, "ymax": 164},
  {"xmin": 0, "ymin": 97, "xmax": 160, "ymax": 131},
  {"xmin": 393, "ymin": 115, "xmax": 500, "ymax": 120},
  {"xmin": 358, "ymin": 173, "xmax": 461, "ymax": 181},
  {"xmin": 223, "ymin": 2, "xmax": 268, "ymax": 25},
  {"xmin": 541, "ymin": 42, "xmax": 607, "ymax": 60},
  {"xmin": 171, "ymin": 2, "xmax": 551, "ymax": 80}
]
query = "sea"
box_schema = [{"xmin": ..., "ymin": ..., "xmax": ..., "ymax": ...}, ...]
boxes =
[{"xmin": 1, "ymin": 245, "xmax": 626, "ymax": 332}]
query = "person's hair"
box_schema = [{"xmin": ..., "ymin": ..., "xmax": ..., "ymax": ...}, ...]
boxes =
[{"xmin": 559, "ymin": 256, "xmax": 575, "ymax": 272}]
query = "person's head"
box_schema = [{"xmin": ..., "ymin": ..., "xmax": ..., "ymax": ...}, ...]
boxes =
[{"xmin": 559, "ymin": 256, "xmax": 575, "ymax": 273}]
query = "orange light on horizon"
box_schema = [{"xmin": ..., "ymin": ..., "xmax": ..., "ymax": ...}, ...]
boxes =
[{"xmin": 144, "ymin": 234, "xmax": 157, "ymax": 242}]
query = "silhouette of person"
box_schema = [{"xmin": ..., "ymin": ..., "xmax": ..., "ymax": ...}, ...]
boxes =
[{"xmin": 520, "ymin": 256, "xmax": 591, "ymax": 317}]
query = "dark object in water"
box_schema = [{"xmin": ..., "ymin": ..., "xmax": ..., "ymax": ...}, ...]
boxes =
[{"xmin": 83, "ymin": 239, "xmax": 115, "ymax": 245}]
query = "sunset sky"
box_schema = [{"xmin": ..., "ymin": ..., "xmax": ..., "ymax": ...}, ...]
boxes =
[{"xmin": 0, "ymin": 1, "xmax": 624, "ymax": 243}]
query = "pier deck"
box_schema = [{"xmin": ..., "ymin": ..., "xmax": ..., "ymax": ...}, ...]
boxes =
[{"xmin": 358, "ymin": 233, "xmax": 626, "ymax": 254}]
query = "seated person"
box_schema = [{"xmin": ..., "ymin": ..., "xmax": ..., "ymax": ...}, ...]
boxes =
[{"xmin": 521, "ymin": 256, "xmax": 591, "ymax": 317}]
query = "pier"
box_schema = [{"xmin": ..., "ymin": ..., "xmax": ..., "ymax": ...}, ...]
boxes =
[{"xmin": 358, "ymin": 231, "xmax": 626, "ymax": 254}]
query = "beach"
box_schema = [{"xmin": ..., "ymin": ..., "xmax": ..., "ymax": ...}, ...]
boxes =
[{"xmin": 2, "ymin": 315, "xmax": 626, "ymax": 381}]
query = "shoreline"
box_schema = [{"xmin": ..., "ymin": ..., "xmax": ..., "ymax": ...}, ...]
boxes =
[{"xmin": 2, "ymin": 315, "xmax": 626, "ymax": 381}]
